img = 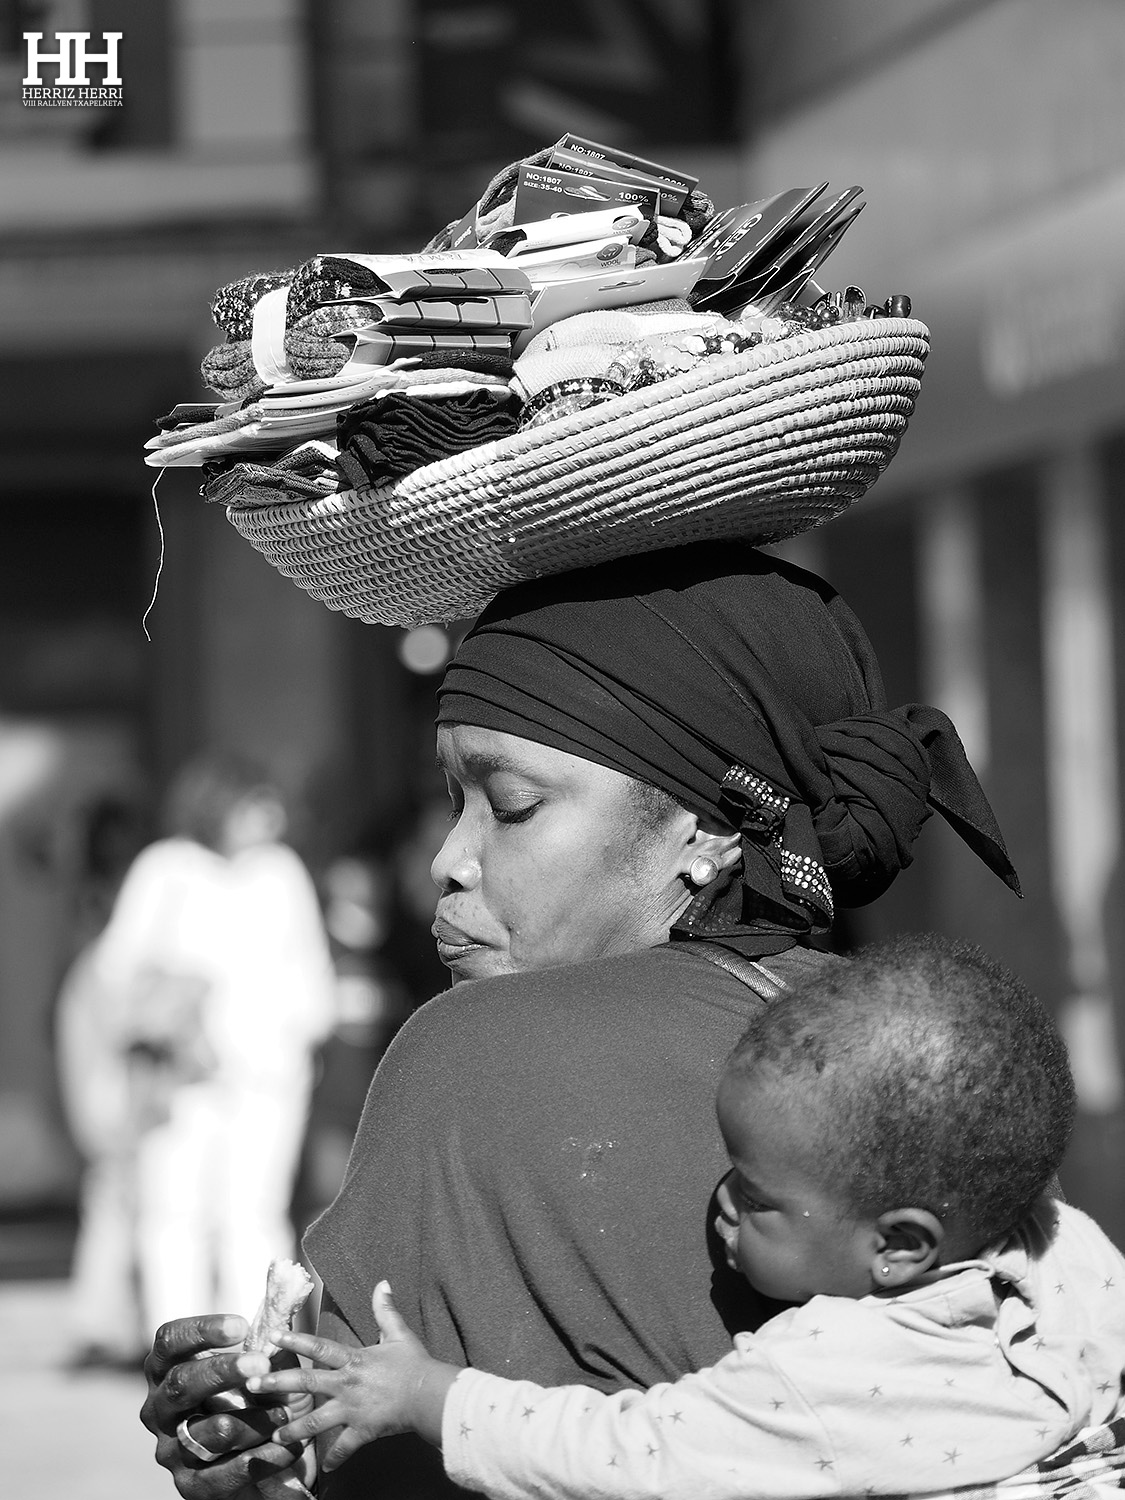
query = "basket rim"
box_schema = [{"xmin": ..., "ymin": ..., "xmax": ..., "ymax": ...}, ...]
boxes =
[
  {"xmin": 222, "ymin": 317, "xmax": 929, "ymax": 516},
  {"xmin": 222, "ymin": 316, "xmax": 931, "ymax": 626}
]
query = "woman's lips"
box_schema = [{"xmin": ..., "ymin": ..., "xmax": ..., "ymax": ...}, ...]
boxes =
[{"xmin": 431, "ymin": 917, "xmax": 487, "ymax": 964}]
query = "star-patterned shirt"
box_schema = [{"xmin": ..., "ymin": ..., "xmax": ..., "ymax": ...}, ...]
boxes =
[{"xmin": 443, "ymin": 1200, "xmax": 1125, "ymax": 1500}]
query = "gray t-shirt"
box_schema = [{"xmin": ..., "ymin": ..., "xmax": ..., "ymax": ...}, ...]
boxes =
[{"xmin": 306, "ymin": 941, "xmax": 839, "ymax": 1498}]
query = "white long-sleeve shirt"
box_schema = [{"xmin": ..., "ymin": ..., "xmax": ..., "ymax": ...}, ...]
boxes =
[
  {"xmin": 443, "ymin": 1200, "xmax": 1125, "ymax": 1500},
  {"xmin": 92, "ymin": 836, "xmax": 335, "ymax": 1088}
]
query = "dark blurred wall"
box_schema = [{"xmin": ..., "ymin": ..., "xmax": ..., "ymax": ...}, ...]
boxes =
[{"xmin": 312, "ymin": 0, "xmax": 740, "ymax": 240}]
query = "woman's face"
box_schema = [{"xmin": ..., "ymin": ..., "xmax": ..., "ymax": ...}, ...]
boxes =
[{"xmin": 431, "ymin": 723, "xmax": 697, "ymax": 982}]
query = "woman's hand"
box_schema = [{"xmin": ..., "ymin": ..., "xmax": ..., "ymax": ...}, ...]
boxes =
[
  {"xmin": 247, "ymin": 1282, "xmax": 462, "ymax": 1472},
  {"xmin": 140, "ymin": 1313, "xmax": 313, "ymax": 1497}
]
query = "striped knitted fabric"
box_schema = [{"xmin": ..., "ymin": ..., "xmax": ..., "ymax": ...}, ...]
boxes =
[{"xmin": 909, "ymin": 1412, "xmax": 1125, "ymax": 1500}]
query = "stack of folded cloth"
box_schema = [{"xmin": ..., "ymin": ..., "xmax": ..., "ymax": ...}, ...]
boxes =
[
  {"xmin": 201, "ymin": 440, "xmax": 341, "ymax": 509},
  {"xmin": 143, "ymin": 137, "xmax": 733, "ymax": 500},
  {"xmin": 333, "ymin": 385, "xmax": 519, "ymax": 491},
  {"xmin": 197, "ymin": 376, "xmax": 522, "ymax": 505},
  {"xmin": 147, "ymin": 360, "xmax": 517, "ymax": 468},
  {"xmin": 146, "ymin": 253, "xmax": 532, "ymax": 472},
  {"xmin": 199, "ymin": 252, "xmax": 534, "ymax": 405},
  {"xmin": 143, "ymin": 226, "xmax": 722, "ymax": 482},
  {"xmin": 154, "ymin": 138, "xmax": 894, "ymax": 508}
]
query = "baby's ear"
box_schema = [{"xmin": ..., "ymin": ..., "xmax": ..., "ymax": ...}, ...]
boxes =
[{"xmin": 871, "ymin": 1208, "xmax": 943, "ymax": 1290}]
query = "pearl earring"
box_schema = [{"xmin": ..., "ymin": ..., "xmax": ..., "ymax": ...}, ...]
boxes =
[
  {"xmin": 880, "ymin": 1265, "xmax": 890, "ymax": 1277},
  {"xmin": 689, "ymin": 855, "xmax": 719, "ymax": 887}
]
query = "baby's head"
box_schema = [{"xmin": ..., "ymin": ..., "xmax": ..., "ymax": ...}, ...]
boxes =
[{"xmin": 713, "ymin": 934, "xmax": 1076, "ymax": 1304}]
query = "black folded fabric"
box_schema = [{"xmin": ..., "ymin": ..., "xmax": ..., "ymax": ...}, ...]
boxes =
[
  {"xmin": 402, "ymin": 349, "xmax": 515, "ymax": 380},
  {"xmin": 334, "ymin": 389, "xmax": 518, "ymax": 490},
  {"xmin": 154, "ymin": 403, "xmax": 224, "ymax": 431}
]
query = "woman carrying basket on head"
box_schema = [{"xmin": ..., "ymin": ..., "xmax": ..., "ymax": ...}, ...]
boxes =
[
  {"xmin": 136, "ymin": 153, "xmax": 1044, "ymax": 1500},
  {"xmin": 141, "ymin": 540, "xmax": 1026, "ymax": 1499}
]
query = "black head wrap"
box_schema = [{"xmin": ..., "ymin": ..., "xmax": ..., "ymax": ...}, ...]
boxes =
[{"xmin": 437, "ymin": 543, "xmax": 1019, "ymax": 958}]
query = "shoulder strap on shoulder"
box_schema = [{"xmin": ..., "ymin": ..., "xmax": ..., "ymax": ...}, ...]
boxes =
[{"xmin": 690, "ymin": 943, "xmax": 789, "ymax": 1003}]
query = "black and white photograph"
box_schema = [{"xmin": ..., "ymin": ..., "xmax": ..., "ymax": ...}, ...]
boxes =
[{"xmin": 3, "ymin": 4, "xmax": 1125, "ymax": 1498}]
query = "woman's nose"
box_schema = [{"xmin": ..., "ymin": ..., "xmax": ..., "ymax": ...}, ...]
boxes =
[{"xmin": 431, "ymin": 823, "xmax": 481, "ymax": 893}]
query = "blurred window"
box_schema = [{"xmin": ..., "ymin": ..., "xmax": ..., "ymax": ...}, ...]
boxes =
[{"xmin": 417, "ymin": 0, "xmax": 738, "ymax": 158}]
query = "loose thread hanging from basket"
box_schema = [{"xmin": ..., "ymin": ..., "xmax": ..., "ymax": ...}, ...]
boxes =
[{"xmin": 141, "ymin": 468, "xmax": 167, "ymax": 642}]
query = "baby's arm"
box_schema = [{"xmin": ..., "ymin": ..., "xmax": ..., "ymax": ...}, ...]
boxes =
[
  {"xmin": 254, "ymin": 1285, "xmax": 841, "ymax": 1500},
  {"xmin": 247, "ymin": 1282, "xmax": 461, "ymax": 1472}
]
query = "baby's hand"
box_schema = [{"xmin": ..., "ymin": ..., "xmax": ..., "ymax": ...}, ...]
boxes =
[{"xmin": 247, "ymin": 1282, "xmax": 461, "ymax": 1470}]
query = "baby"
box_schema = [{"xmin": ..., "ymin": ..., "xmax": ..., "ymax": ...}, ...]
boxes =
[{"xmin": 248, "ymin": 934, "xmax": 1125, "ymax": 1500}]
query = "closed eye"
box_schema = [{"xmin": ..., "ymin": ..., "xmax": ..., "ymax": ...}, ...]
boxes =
[
  {"xmin": 491, "ymin": 803, "xmax": 538, "ymax": 825},
  {"xmin": 734, "ymin": 1182, "xmax": 773, "ymax": 1214}
]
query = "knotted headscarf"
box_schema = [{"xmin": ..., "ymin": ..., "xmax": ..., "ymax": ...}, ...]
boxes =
[{"xmin": 437, "ymin": 543, "xmax": 1019, "ymax": 957}]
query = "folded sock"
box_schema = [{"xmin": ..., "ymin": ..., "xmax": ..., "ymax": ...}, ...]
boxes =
[
  {"xmin": 404, "ymin": 348, "xmax": 515, "ymax": 379},
  {"xmin": 286, "ymin": 255, "xmax": 389, "ymax": 324},
  {"xmin": 210, "ymin": 270, "xmax": 294, "ymax": 340},
  {"xmin": 202, "ymin": 444, "xmax": 340, "ymax": 506},
  {"xmin": 200, "ymin": 340, "xmax": 266, "ymax": 402}
]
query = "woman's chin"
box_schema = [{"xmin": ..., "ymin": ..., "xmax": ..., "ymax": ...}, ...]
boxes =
[{"xmin": 437, "ymin": 943, "xmax": 508, "ymax": 983}]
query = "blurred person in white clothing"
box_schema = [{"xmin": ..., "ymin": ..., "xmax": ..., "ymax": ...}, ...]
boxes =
[
  {"xmin": 56, "ymin": 942, "xmax": 146, "ymax": 1368},
  {"xmin": 55, "ymin": 793, "xmax": 151, "ymax": 1370},
  {"xmin": 91, "ymin": 752, "xmax": 335, "ymax": 1337}
]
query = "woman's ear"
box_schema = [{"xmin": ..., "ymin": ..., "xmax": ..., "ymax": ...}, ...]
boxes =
[
  {"xmin": 871, "ymin": 1208, "xmax": 944, "ymax": 1290},
  {"xmin": 681, "ymin": 823, "xmax": 742, "ymax": 882}
]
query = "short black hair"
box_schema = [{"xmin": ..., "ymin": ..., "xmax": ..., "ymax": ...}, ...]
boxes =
[{"xmin": 723, "ymin": 933, "xmax": 1076, "ymax": 1248}]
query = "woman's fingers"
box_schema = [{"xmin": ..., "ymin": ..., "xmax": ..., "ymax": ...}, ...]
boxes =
[
  {"xmin": 173, "ymin": 1402, "xmax": 293, "ymax": 1461},
  {"xmin": 142, "ymin": 1321, "xmax": 261, "ymax": 1444},
  {"xmin": 150, "ymin": 1314, "xmax": 249, "ymax": 1373},
  {"xmin": 163, "ymin": 1316, "xmax": 247, "ymax": 1372},
  {"xmin": 371, "ymin": 1280, "xmax": 411, "ymax": 1342},
  {"xmin": 140, "ymin": 1314, "xmax": 305, "ymax": 1497},
  {"xmin": 150, "ymin": 1427, "xmax": 303, "ymax": 1499}
]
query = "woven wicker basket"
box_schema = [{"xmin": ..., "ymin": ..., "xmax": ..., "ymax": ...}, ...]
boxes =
[{"xmin": 224, "ymin": 317, "xmax": 928, "ymax": 627}]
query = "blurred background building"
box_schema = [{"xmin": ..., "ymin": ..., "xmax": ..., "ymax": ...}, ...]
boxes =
[{"xmin": 2, "ymin": 0, "xmax": 1125, "ymax": 1272}]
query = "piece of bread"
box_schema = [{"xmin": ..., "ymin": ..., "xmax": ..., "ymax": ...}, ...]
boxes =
[
  {"xmin": 245, "ymin": 1258, "xmax": 317, "ymax": 1500},
  {"xmin": 245, "ymin": 1258, "xmax": 315, "ymax": 1358}
]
